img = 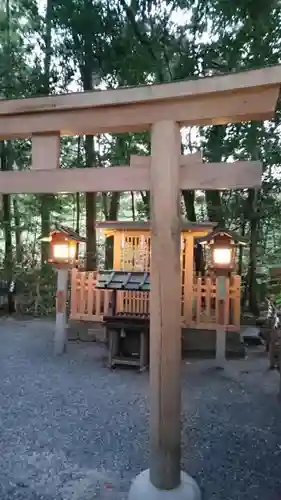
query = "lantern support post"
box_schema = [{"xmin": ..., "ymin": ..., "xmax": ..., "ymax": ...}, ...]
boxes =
[
  {"xmin": 196, "ymin": 229, "xmax": 248, "ymax": 369},
  {"xmin": 47, "ymin": 227, "xmax": 85, "ymax": 356},
  {"xmin": 216, "ymin": 275, "xmax": 227, "ymax": 368},
  {"xmin": 54, "ymin": 265, "xmax": 69, "ymax": 356}
]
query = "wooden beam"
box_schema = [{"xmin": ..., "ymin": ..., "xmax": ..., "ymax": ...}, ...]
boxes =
[
  {"xmin": 0, "ymin": 65, "xmax": 281, "ymax": 116},
  {"xmin": 0, "ymin": 161, "xmax": 262, "ymax": 194},
  {"xmin": 130, "ymin": 152, "xmax": 202, "ymax": 167},
  {"xmin": 32, "ymin": 133, "xmax": 60, "ymax": 170},
  {"xmin": 149, "ymin": 120, "xmax": 182, "ymax": 489},
  {"xmin": 131, "ymin": 154, "xmax": 263, "ymax": 189},
  {"xmin": 0, "ymin": 86, "xmax": 279, "ymax": 139},
  {"xmin": 0, "ymin": 166, "xmax": 144, "ymax": 193},
  {"xmin": 188, "ymin": 160, "xmax": 262, "ymax": 190}
]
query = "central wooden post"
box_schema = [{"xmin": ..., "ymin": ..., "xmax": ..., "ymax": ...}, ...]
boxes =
[{"xmin": 150, "ymin": 120, "xmax": 182, "ymax": 490}]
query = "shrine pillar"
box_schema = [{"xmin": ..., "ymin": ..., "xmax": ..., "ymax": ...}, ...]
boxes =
[{"xmin": 128, "ymin": 121, "xmax": 200, "ymax": 500}]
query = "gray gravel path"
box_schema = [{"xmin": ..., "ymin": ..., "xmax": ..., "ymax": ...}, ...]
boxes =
[{"xmin": 0, "ymin": 318, "xmax": 280, "ymax": 500}]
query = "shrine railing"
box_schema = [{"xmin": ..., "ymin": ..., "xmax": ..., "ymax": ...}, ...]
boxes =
[{"xmin": 70, "ymin": 269, "xmax": 241, "ymax": 330}]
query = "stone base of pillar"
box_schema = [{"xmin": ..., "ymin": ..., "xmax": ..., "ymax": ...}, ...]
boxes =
[{"xmin": 128, "ymin": 469, "xmax": 201, "ymax": 500}]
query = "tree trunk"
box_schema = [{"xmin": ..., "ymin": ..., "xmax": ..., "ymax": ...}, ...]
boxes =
[
  {"xmin": 181, "ymin": 143, "xmax": 196, "ymax": 221},
  {"xmin": 75, "ymin": 137, "xmax": 82, "ymax": 261},
  {"xmin": 140, "ymin": 192, "xmax": 150, "ymax": 218},
  {"xmin": 41, "ymin": 196, "xmax": 53, "ymax": 266},
  {"xmin": 245, "ymin": 122, "xmax": 261, "ymax": 317},
  {"xmin": 3, "ymin": 193, "xmax": 12, "ymax": 274},
  {"xmin": 203, "ymin": 125, "xmax": 226, "ymax": 226},
  {"xmin": 0, "ymin": 141, "xmax": 12, "ymax": 275},
  {"xmin": 41, "ymin": 0, "xmax": 54, "ymax": 266},
  {"xmin": 1, "ymin": 0, "xmax": 12, "ymax": 276},
  {"xmin": 105, "ymin": 192, "xmax": 120, "ymax": 268},
  {"xmin": 182, "ymin": 191, "xmax": 196, "ymax": 221},
  {"xmin": 131, "ymin": 192, "xmax": 135, "ymax": 220},
  {"xmin": 85, "ymin": 136, "xmax": 97, "ymax": 270},
  {"xmin": 237, "ymin": 223, "xmax": 246, "ymax": 276},
  {"xmin": 13, "ymin": 197, "xmax": 22, "ymax": 264},
  {"xmin": 75, "ymin": 192, "xmax": 80, "ymax": 233},
  {"xmin": 81, "ymin": 0, "xmax": 98, "ymax": 271},
  {"xmin": 247, "ymin": 188, "xmax": 259, "ymax": 316}
]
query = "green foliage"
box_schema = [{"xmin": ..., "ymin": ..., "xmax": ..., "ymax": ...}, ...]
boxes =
[{"xmin": 1, "ymin": 0, "xmax": 281, "ymax": 314}]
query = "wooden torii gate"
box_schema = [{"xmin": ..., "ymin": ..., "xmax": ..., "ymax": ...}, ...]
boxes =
[{"xmin": 0, "ymin": 66, "xmax": 281, "ymax": 500}]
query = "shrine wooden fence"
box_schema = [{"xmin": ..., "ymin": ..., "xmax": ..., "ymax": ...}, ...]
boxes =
[{"xmin": 70, "ymin": 269, "xmax": 241, "ymax": 330}]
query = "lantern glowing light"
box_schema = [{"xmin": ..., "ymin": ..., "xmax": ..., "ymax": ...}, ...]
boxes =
[
  {"xmin": 196, "ymin": 229, "xmax": 248, "ymax": 276},
  {"xmin": 48, "ymin": 231, "xmax": 78, "ymax": 266},
  {"xmin": 53, "ymin": 242, "xmax": 76, "ymax": 261},
  {"xmin": 213, "ymin": 247, "xmax": 232, "ymax": 266}
]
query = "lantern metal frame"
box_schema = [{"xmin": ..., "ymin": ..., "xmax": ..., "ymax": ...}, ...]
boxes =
[
  {"xmin": 196, "ymin": 229, "xmax": 248, "ymax": 276},
  {"xmin": 40, "ymin": 224, "xmax": 86, "ymax": 268}
]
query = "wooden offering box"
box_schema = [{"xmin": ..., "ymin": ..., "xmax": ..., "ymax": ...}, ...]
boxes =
[{"xmin": 96, "ymin": 271, "xmax": 150, "ymax": 371}]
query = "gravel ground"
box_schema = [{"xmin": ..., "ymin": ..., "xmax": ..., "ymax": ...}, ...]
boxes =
[{"xmin": 0, "ymin": 318, "xmax": 281, "ymax": 500}]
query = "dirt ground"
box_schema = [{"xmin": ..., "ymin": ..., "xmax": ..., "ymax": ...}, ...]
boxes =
[{"xmin": 0, "ymin": 318, "xmax": 280, "ymax": 500}]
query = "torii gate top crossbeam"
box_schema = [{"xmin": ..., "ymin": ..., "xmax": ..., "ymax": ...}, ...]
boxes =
[{"xmin": 0, "ymin": 65, "xmax": 280, "ymax": 138}]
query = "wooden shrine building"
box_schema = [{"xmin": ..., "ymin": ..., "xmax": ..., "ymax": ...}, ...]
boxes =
[{"xmin": 70, "ymin": 220, "xmax": 242, "ymax": 334}]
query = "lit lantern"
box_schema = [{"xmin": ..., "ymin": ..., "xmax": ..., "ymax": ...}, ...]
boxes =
[
  {"xmin": 210, "ymin": 233, "xmax": 234, "ymax": 272},
  {"xmin": 40, "ymin": 225, "xmax": 86, "ymax": 268},
  {"xmin": 213, "ymin": 247, "xmax": 232, "ymax": 266},
  {"xmin": 196, "ymin": 229, "xmax": 248, "ymax": 275},
  {"xmin": 49, "ymin": 231, "xmax": 76, "ymax": 266}
]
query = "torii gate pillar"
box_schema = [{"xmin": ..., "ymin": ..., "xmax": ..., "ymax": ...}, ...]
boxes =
[{"xmin": 128, "ymin": 121, "xmax": 201, "ymax": 500}]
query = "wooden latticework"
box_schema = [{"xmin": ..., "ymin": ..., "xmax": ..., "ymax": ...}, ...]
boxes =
[
  {"xmin": 120, "ymin": 234, "xmax": 151, "ymax": 271},
  {"xmin": 70, "ymin": 270, "xmax": 111, "ymax": 321},
  {"xmin": 70, "ymin": 224, "xmax": 241, "ymax": 329},
  {"xmin": 70, "ymin": 269, "xmax": 241, "ymax": 330},
  {"xmin": 191, "ymin": 276, "xmax": 241, "ymax": 329}
]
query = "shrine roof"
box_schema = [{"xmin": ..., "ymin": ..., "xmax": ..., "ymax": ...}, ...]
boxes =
[
  {"xmin": 196, "ymin": 228, "xmax": 248, "ymax": 245},
  {"xmin": 53, "ymin": 224, "xmax": 86, "ymax": 242},
  {"xmin": 95, "ymin": 220, "xmax": 217, "ymax": 232}
]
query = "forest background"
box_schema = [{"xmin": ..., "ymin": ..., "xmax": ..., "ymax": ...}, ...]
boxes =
[{"xmin": 0, "ymin": 0, "xmax": 280, "ymax": 316}]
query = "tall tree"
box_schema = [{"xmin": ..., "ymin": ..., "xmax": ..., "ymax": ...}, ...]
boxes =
[
  {"xmin": 1, "ymin": 0, "xmax": 13, "ymax": 276},
  {"xmin": 40, "ymin": 0, "xmax": 54, "ymax": 266}
]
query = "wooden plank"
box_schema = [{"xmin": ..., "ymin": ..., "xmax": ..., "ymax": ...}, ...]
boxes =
[
  {"xmin": 0, "ymin": 166, "xmax": 147, "ymax": 193},
  {"xmin": 195, "ymin": 160, "xmax": 262, "ymax": 190},
  {"xmin": 131, "ymin": 155, "xmax": 262, "ymax": 189},
  {"xmin": 224, "ymin": 278, "xmax": 230, "ymax": 325},
  {"xmin": 232, "ymin": 275, "xmax": 241, "ymax": 328},
  {"xmin": 102, "ymin": 289, "xmax": 111, "ymax": 316},
  {"xmin": 32, "ymin": 133, "xmax": 60, "ymax": 170},
  {"xmin": 0, "ymin": 160, "xmax": 262, "ymax": 194},
  {"xmin": 205, "ymin": 277, "xmax": 212, "ymax": 319},
  {"xmin": 87, "ymin": 272, "xmax": 95, "ymax": 317},
  {"xmin": 130, "ymin": 152, "xmax": 202, "ymax": 167},
  {"xmin": 149, "ymin": 120, "xmax": 182, "ymax": 489},
  {"xmin": 79, "ymin": 272, "xmax": 86, "ymax": 316},
  {"xmin": 196, "ymin": 278, "xmax": 202, "ymax": 323},
  {"xmin": 190, "ymin": 322, "xmax": 239, "ymax": 332},
  {"xmin": 113, "ymin": 232, "xmax": 121, "ymax": 268},
  {"xmin": 70, "ymin": 268, "xmax": 78, "ymax": 320},
  {"xmin": 0, "ymin": 65, "xmax": 281, "ymax": 116},
  {"xmin": 0, "ymin": 86, "xmax": 279, "ymax": 138},
  {"xmin": 184, "ymin": 235, "xmax": 194, "ymax": 325}
]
